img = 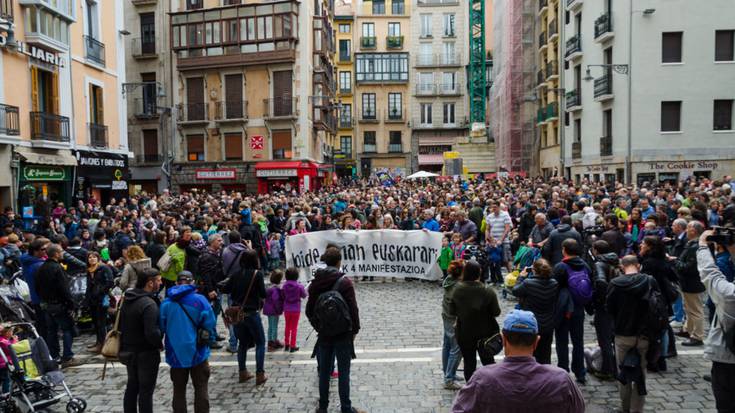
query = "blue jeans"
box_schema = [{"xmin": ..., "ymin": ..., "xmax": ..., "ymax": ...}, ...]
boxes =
[
  {"xmin": 227, "ymin": 295, "xmax": 238, "ymax": 351},
  {"xmin": 441, "ymin": 316, "xmax": 461, "ymax": 384},
  {"xmin": 267, "ymin": 315, "xmax": 279, "ymax": 342},
  {"xmin": 555, "ymin": 304, "xmax": 586, "ymax": 380},
  {"xmin": 672, "ymin": 296, "xmax": 685, "ymax": 322},
  {"xmin": 45, "ymin": 310, "xmax": 75, "ymax": 361},
  {"xmin": 234, "ymin": 312, "xmax": 265, "ymax": 373},
  {"xmin": 317, "ymin": 338, "xmax": 353, "ymax": 413}
]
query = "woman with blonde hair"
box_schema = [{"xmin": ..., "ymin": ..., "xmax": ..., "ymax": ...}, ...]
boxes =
[{"xmin": 119, "ymin": 245, "xmax": 152, "ymax": 290}]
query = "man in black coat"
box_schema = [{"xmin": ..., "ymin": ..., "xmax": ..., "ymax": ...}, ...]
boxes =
[
  {"xmin": 601, "ymin": 214, "xmax": 626, "ymax": 257},
  {"xmin": 673, "ymin": 221, "xmax": 707, "ymax": 346},
  {"xmin": 590, "ymin": 240, "xmax": 620, "ymax": 379},
  {"xmin": 543, "ymin": 216, "xmax": 582, "ymax": 265},
  {"xmin": 35, "ymin": 244, "xmax": 80, "ymax": 367}
]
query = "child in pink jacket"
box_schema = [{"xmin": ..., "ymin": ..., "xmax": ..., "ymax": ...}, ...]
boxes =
[{"xmin": 281, "ymin": 268, "xmax": 307, "ymax": 352}]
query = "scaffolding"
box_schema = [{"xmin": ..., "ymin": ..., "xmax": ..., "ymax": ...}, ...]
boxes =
[{"xmin": 490, "ymin": 0, "xmax": 537, "ymax": 174}]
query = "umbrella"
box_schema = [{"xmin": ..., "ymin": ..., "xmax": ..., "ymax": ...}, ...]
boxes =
[{"xmin": 406, "ymin": 171, "xmax": 440, "ymax": 180}]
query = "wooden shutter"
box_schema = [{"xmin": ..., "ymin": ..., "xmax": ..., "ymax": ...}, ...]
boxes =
[
  {"xmin": 51, "ymin": 70, "xmax": 59, "ymax": 114},
  {"xmin": 186, "ymin": 77, "xmax": 204, "ymax": 120},
  {"xmin": 272, "ymin": 130, "xmax": 292, "ymax": 159},
  {"xmin": 143, "ymin": 130, "xmax": 158, "ymax": 157},
  {"xmin": 187, "ymin": 134, "xmax": 204, "ymax": 161},
  {"xmin": 31, "ymin": 67, "xmax": 39, "ymax": 112},
  {"xmin": 224, "ymin": 74, "xmax": 242, "ymax": 119},
  {"xmin": 272, "ymin": 70, "xmax": 292, "ymax": 116},
  {"xmin": 224, "ymin": 133, "xmax": 243, "ymax": 160}
]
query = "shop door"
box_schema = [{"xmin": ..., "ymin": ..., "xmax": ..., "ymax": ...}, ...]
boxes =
[
  {"xmin": 272, "ymin": 71, "xmax": 292, "ymax": 116},
  {"xmin": 186, "ymin": 77, "xmax": 205, "ymax": 120},
  {"xmin": 224, "ymin": 74, "xmax": 243, "ymax": 119}
]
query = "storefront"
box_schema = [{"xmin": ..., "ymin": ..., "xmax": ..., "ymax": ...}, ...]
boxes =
[
  {"xmin": 15, "ymin": 148, "xmax": 77, "ymax": 217},
  {"xmin": 569, "ymin": 163, "xmax": 625, "ymax": 186},
  {"xmin": 255, "ymin": 161, "xmax": 324, "ymax": 194},
  {"xmin": 632, "ymin": 159, "xmax": 735, "ymax": 185},
  {"xmin": 74, "ymin": 150, "xmax": 130, "ymax": 205}
]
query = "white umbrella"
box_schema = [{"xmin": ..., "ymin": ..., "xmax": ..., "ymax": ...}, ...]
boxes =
[{"xmin": 406, "ymin": 170, "xmax": 440, "ymax": 180}]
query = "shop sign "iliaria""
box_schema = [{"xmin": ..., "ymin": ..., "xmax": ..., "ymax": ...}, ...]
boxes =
[{"xmin": 0, "ymin": 34, "xmax": 66, "ymax": 68}]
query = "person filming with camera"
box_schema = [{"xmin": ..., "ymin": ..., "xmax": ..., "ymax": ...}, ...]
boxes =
[{"xmin": 696, "ymin": 227, "xmax": 735, "ymax": 413}]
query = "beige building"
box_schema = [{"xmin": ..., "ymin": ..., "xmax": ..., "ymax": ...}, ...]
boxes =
[
  {"xmin": 536, "ymin": 0, "xmax": 562, "ymax": 178},
  {"xmin": 0, "ymin": 0, "xmax": 128, "ymax": 210},
  {"xmin": 335, "ymin": 7, "xmax": 356, "ymax": 178}
]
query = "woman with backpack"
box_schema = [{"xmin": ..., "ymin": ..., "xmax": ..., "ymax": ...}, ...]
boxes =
[{"xmin": 218, "ymin": 249, "xmax": 268, "ymax": 385}]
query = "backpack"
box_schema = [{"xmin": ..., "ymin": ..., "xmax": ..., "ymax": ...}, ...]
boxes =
[
  {"xmin": 312, "ymin": 277, "xmax": 353, "ymax": 338},
  {"xmin": 157, "ymin": 251, "xmax": 173, "ymax": 273},
  {"xmin": 641, "ymin": 277, "xmax": 669, "ymax": 339},
  {"xmin": 564, "ymin": 263, "xmax": 594, "ymax": 306}
]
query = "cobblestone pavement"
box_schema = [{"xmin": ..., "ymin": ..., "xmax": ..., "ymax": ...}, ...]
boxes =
[{"xmin": 48, "ymin": 281, "xmax": 716, "ymax": 412}]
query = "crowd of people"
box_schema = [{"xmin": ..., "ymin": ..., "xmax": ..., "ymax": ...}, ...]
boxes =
[{"xmin": 0, "ymin": 173, "xmax": 732, "ymax": 412}]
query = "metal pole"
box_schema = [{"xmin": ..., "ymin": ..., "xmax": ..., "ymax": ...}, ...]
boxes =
[
  {"xmin": 626, "ymin": 0, "xmax": 633, "ymax": 185},
  {"xmin": 559, "ymin": 2, "xmax": 566, "ymax": 179}
]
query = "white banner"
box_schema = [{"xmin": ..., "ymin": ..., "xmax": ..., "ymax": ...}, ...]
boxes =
[{"xmin": 285, "ymin": 230, "xmax": 443, "ymax": 281}]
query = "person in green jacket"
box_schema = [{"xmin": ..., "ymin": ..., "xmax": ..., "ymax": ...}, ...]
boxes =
[
  {"xmin": 438, "ymin": 237, "xmax": 454, "ymax": 278},
  {"xmin": 161, "ymin": 228, "xmax": 191, "ymax": 288}
]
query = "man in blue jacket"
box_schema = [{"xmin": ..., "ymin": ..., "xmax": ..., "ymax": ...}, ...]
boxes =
[
  {"xmin": 20, "ymin": 239, "xmax": 49, "ymax": 339},
  {"xmin": 160, "ymin": 271, "xmax": 217, "ymax": 413}
]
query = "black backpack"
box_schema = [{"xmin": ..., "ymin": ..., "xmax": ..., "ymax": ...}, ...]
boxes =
[
  {"xmin": 642, "ymin": 277, "xmax": 669, "ymax": 340},
  {"xmin": 313, "ymin": 277, "xmax": 353, "ymax": 338}
]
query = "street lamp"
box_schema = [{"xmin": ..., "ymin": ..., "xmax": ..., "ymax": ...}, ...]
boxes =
[{"xmin": 583, "ymin": 64, "xmax": 629, "ymax": 82}]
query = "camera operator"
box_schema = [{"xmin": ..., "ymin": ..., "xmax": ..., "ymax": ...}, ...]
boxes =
[
  {"xmin": 696, "ymin": 228, "xmax": 735, "ymax": 413},
  {"xmin": 601, "ymin": 214, "xmax": 626, "ymax": 258}
]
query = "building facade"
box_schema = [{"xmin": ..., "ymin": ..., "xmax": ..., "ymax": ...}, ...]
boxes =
[
  {"xmin": 353, "ymin": 0, "xmax": 411, "ymax": 177},
  {"xmin": 168, "ymin": 0, "xmax": 337, "ymax": 194},
  {"xmin": 562, "ymin": 0, "xmax": 735, "ymax": 185},
  {"xmin": 536, "ymin": 0, "xmax": 562, "ymax": 178},
  {"xmin": 335, "ymin": 8, "xmax": 355, "ymax": 178},
  {"xmin": 410, "ymin": 0, "xmax": 469, "ymax": 173},
  {"xmin": 0, "ymin": 0, "xmax": 128, "ymax": 213}
]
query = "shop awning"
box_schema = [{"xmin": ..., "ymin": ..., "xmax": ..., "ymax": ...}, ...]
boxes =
[{"xmin": 15, "ymin": 147, "xmax": 77, "ymax": 166}]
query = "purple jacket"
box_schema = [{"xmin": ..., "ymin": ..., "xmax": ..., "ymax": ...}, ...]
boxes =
[
  {"xmin": 281, "ymin": 280, "xmax": 307, "ymax": 313},
  {"xmin": 452, "ymin": 356, "xmax": 585, "ymax": 413},
  {"xmin": 262, "ymin": 286, "xmax": 284, "ymax": 316}
]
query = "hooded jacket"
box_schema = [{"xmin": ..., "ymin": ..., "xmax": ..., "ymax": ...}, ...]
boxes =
[
  {"xmin": 305, "ymin": 266, "xmax": 360, "ymax": 343},
  {"xmin": 553, "ymin": 256, "xmax": 592, "ymax": 312},
  {"xmin": 35, "ymin": 259, "xmax": 74, "ymax": 309},
  {"xmin": 20, "ymin": 254, "xmax": 44, "ymax": 305},
  {"xmin": 605, "ymin": 273, "xmax": 652, "ymax": 336},
  {"xmin": 119, "ymin": 288, "xmax": 162, "ymax": 354},
  {"xmin": 543, "ymin": 224, "xmax": 582, "ymax": 265},
  {"xmin": 282, "ymin": 280, "xmax": 307, "ymax": 313},
  {"xmin": 697, "ymin": 247, "xmax": 735, "ymax": 364},
  {"xmin": 592, "ymin": 253, "xmax": 620, "ymax": 311},
  {"xmin": 160, "ymin": 284, "xmax": 216, "ymax": 368},
  {"xmin": 196, "ymin": 248, "xmax": 223, "ymax": 296},
  {"xmin": 221, "ymin": 242, "xmax": 248, "ymax": 278},
  {"xmin": 448, "ymin": 281, "xmax": 501, "ymax": 344},
  {"xmin": 442, "ymin": 276, "xmax": 459, "ymax": 319},
  {"xmin": 512, "ymin": 276, "xmax": 559, "ymax": 333},
  {"xmin": 161, "ymin": 243, "xmax": 186, "ymax": 282},
  {"xmin": 119, "ymin": 258, "xmax": 152, "ymax": 290}
]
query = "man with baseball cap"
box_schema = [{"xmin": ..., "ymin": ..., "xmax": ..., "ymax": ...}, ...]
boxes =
[{"xmin": 452, "ymin": 310, "xmax": 585, "ymax": 413}]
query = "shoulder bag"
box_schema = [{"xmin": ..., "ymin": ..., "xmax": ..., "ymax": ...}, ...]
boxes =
[
  {"xmin": 101, "ymin": 296, "xmax": 124, "ymax": 380},
  {"xmin": 176, "ymin": 301, "xmax": 211, "ymax": 348},
  {"xmin": 223, "ymin": 270, "xmax": 258, "ymax": 327}
]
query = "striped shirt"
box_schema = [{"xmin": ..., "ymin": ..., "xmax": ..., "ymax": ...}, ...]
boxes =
[{"xmin": 486, "ymin": 211, "xmax": 512, "ymax": 244}]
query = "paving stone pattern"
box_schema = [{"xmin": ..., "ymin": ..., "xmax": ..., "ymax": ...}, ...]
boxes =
[{"xmin": 53, "ymin": 282, "xmax": 717, "ymax": 412}]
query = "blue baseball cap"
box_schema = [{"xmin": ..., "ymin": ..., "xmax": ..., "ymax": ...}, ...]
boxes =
[{"xmin": 502, "ymin": 310, "xmax": 538, "ymax": 335}]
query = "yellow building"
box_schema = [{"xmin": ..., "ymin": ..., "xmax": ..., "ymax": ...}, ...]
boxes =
[
  {"xmin": 537, "ymin": 0, "xmax": 562, "ymax": 178},
  {"xmin": 353, "ymin": 0, "xmax": 411, "ymax": 177},
  {"xmin": 0, "ymin": 0, "xmax": 128, "ymax": 210},
  {"xmin": 335, "ymin": 10, "xmax": 355, "ymax": 178}
]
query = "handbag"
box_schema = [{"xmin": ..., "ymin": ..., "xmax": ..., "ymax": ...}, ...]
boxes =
[
  {"xmin": 176, "ymin": 301, "xmax": 211, "ymax": 348},
  {"xmin": 477, "ymin": 333, "xmax": 504, "ymax": 360},
  {"xmin": 223, "ymin": 270, "xmax": 258, "ymax": 327},
  {"xmin": 101, "ymin": 296, "xmax": 124, "ymax": 360}
]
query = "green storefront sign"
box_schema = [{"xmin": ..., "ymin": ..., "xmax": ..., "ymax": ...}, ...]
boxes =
[{"xmin": 22, "ymin": 166, "xmax": 66, "ymax": 181}]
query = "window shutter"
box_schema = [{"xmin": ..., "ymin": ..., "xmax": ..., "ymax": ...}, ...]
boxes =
[
  {"xmin": 224, "ymin": 133, "xmax": 243, "ymax": 160},
  {"xmin": 96, "ymin": 86, "xmax": 104, "ymax": 124},
  {"xmin": 31, "ymin": 67, "xmax": 39, "ymax": 112},
  {"xmin": 143, "ymin": 130, "xmax": 158, "ymax": 156},
  {"xmin": 51, "ymin": 70, "xmax": 60, "ymax": 114}
]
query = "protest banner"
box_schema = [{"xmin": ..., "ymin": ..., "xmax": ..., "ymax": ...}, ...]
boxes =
[{"xmin": 285, "ymin": 229, "xmax": 443, "ymax": 281}]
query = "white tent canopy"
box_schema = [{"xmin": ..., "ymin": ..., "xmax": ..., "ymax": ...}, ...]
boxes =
[{"xmin": 406, "ymin": 171, "xmax": 440, "ymax": 179}]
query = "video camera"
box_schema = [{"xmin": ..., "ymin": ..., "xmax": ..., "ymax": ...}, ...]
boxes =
[
  {"xmin": 706, "ymin": 226, "xmax": 735, "ymax": 246},
  {"xmin": 583, "ymin": 225, "xmax": 605, "ymax": 238}
]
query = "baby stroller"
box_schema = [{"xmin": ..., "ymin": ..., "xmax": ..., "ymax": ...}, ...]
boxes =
[
  {"xmin": 502, "ymin": 245, "xmax": 541, "ymax": 299},
  {"xmin": 68, "ymin": 275, "xmax": 92, "ymax": 332},
  {"xmin": 0, "ymin": 323, "xmax": 86, "ymax": 413},
  {"xmin": 462, "ymin": 245, "xmax": 489, "ymax": 282}
]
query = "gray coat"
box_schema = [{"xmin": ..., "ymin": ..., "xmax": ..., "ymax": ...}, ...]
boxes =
[{"xmin": 697, "ymin": 247, "xmax": 735, "ymax": 364}]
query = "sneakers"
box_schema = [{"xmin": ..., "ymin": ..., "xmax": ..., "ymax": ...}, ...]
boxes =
[
  {"xmin": 444, "ymin": 381, "xmax": 463, "ymax": 390},
  {"xmin": 61, "ymin": 358, "xmax": 84, "ymax": 369},
  {"xmin": 669, "ymin": 320, "xmax": 683, "ymax": 329},
  {"xmin": 681, "ymin": 339, "xmax": 704, "ymax": 347}
]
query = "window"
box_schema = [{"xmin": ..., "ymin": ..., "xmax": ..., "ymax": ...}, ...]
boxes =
[
  {"xmin": 340, "ymin": 104, "xmax": 352, "ymax": 125},
  {"xmin": 419, "ymin": 72, "xmax": 434, "ymax": 93},
  {"xmin": 362, "ymin": 93, "xmax": 376, "ymax": 119},
  {"xmin": 388, "ymin": 23, "xmax": 401, "ymax": 37},
  {"xmin": 443, "ymin": 14, "xmax": 455, "ymax": 37},
  {"xmin": 420, "ymin": 103, "xmax": 432, "ymax": 125},
  {"xmin": 443, "ymin": 103, "xmax": 455, "ymax": 125},
  {"xmin": 662, "ymin": 32, "xmax": 683, "ymax": 63},
  {"xmin": 340, "ymin": 136, "xmax": 352, "ymax": 156},
  {"xmin": 355, "ymin": 53, "xmax": 409, "ymax": 82},
  {"xmin": 603, "ymin": 109, "xmax": 612, "ymax": 137},
  {"xmin": 339, "ymin": 71, "xmax": 352, "ymax": 92},
  {"xmin": 25, "ymin": 8, "xmax": 70, "ymax": 45},
  {"xmin": 392, "ymin": 0, "xmax": 405, "ymax": 15},
  {"xmin": 442, "ymin": 42, "xmax": 455, "ymax": 64},
  {"xmin": 363, "ymin": 131, "xmax": 377, "ymax": 152},
  {"xmin": 389, "ymin": 131, "xmax": 402, "ymax": 152},
  {"xmin": 574, "ymin": 118, "xmax": 581, "ymax": 142},
  {"xmin": 419, "ymin": 43, "xmax": 432, "ymax": 65},
  {"xmin": 442, "ymin": 72, "xmax": 456, "ymax": 92},
  {"xmin": 187, "ymin": 134, "xmax": 205, "ymax": 161},
  {"xmin": 224, "ymin": 133, "xmax": 243, "ymax": 160},
  {"xmin": 85, "ymin": 0, "xmax": 99, "ymax": 39},
  {"xmin": 339, "ymin": 39, "xmax": 351, "ymax": 61},
  {"xmin": 362, "ymin": 23, "xmax": 375, "ymax": 37},
  {"xmin": 714, "ymin": 99, "xmax": 733, "ymax": 130},
  {"xmin": 89, "ymin": 84, "xmax": 104, "ymax": 125},
  {"xmin": 715, "ymin": 30, "xmax": 734, "ymax": 62},
  {"xmin": 187, "ymin": 0, "xmax": 203, "ymax": 10},
  {"xmin": 142, "ymin": 130, "xmax": 159, "ymax": 161},
  {"xmin": 421, "ymin": 14, "xmax": 432, "ymax": 38},
  {"xmin": 388, "ymin": 93, "xmax": 402, "ymax": 119},
  {"xmin": 339, "ymin": 24, "xmax": 350, "ymax": 33},
  {"xmin": 140, "ymin": 13, "xmax": 156, "ymax": 55},
  {"xmin": 661, "ymin": 101, "xmax": 682, "ymax": 132},
  {"xmin": 372, "ymin": 0, "xmax": 385, "ymax": 15}
]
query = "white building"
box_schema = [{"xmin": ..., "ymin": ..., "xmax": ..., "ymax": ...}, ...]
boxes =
[{"xmin": 563, "ymin": 0, "xmax": 735, "ymax": 185}]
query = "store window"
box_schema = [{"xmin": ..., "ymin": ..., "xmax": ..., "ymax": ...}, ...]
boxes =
[
  {"xmin": 224, "ymin": 133, "xmax": 243, "ymax": 160},
  {"xmin": 637, "ymin": 173, "xmax": 656, "ymax": 187},
  {"xmin": 187, "ymin": 134, "xmax": 205, "ymax": 161}
]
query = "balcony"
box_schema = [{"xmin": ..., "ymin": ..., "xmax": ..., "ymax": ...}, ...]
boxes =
[
  {"xmin": 360, "ymin": 36, "xmax": 377, "ymax": 49},
  {"xmin": 89, "ymin": 123, "xmax": 108, "ymax": 148},
  {"xmin": 538, "ymin": 0, "xmax": 548, "ymax": 14},
  {"xmin": 536, "ymin": 70, "xmax": 546, "ymax": 87},
  {"xmin": 545, "ymin": 61, "xmax": 558, "ymax": 80},
  {"xmin": 388, "ymin": 143, "xmax": 403, "ymax": 153},
  {"xmin": 263, "ymin": 97, "xmax": 298, "ymax": 120},
  {"xmin": 130, "ymin": 38, "xmax": 158, "ymax": 59},
  {"xmin": 0, "ymin": 104, "xmax": 20, "ymax": 136},
  {"xmin": 415, "ymin": 83, "xmax": 438, "ymax": 96},
  {"xmin": 566, "ymin": 90, "xmax": 582, "ymax": 111},
  {"xmin": 548, "ymin": 18, "xmax": 558, "ymax": 40},
  {"xmin": 439, "ymin": 83, "xmax": 460, "ymax": 96},
  {"xmin": 0, "ymin": 0, "xmax": 13, "ymax": 22},
  {"xmin": 385, "ymin": 108, "xmax": 406, "ymax": 123},
  {"xmin": 134, "ymin": 154, "xmax": 164, "ymax": 165},
  {"xmin": 546, "ymin": 102, "xmax": 559, "ymax": 121},
  {"xmin": 215, "ymin": 101, "xmax": 248, "ymax": 123},
  {"xmin": 593, "ymin": 74, "xmax": 613, "ymax": 101},
  {"xmin": 565, "ymin": 35, "xmax": 582, "ymax": 60},
  {"xmin": 539, "ymin": 32, "xmax": 547, "ymax": 50},
  {"xmin": 133, "ymin": 98, "xmax": 159, "ymax": 120},
  {"xmin": 594, "ymin": 13, "xmax": 614, "ymax": 42},
  {"xmin": 415, "ymin": 53, "xmax": 462, "ymax": 67},
  {"xmin": 339, "ymin": 116, "xmax": 354, "ymax": 129},
  {"xmin": 386, "ymin": 36, "xmax": 404, "ymax": 49},
  {"xmin": 572, "ymin": 141, "xmax": 581, "ymax": 159},
  {"xmin": 359, "ymin": 111, "xmax": 380, "ymax": 123},
  {"xmin": 537, "ymin": 107, "xmax": 547, "ymax": 124},
  {"xmin": 600, "ymin": 136, "xmax": 612, "ymax": 157},
  {"xmin": 30, "ymin": 112, "xmax": 70, "ymax": 147},
  {"xmin": 84, "ymin": 35, "xmax": 106, "ymax": 66},
  {"xmin": 131, "ymin": 0, "xmax": 157, "ymax": 5},
  {"xmin": 176, "ymin": 103, "xmax": 209, "ymax": 124},
  {"xmin": 314, "ymin": 111, "xmax": 337, "ymax": 134},
  {"xmin": 417, "ymin": 0, "xmax": 459, "ymax": 5},
  {"xmin": 363, "ymin": 143, "xmax": 377, "ymax": 153},
  {"xmin": 566, "ymin": 0, "xmax": 582, "ymax": 11}
]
